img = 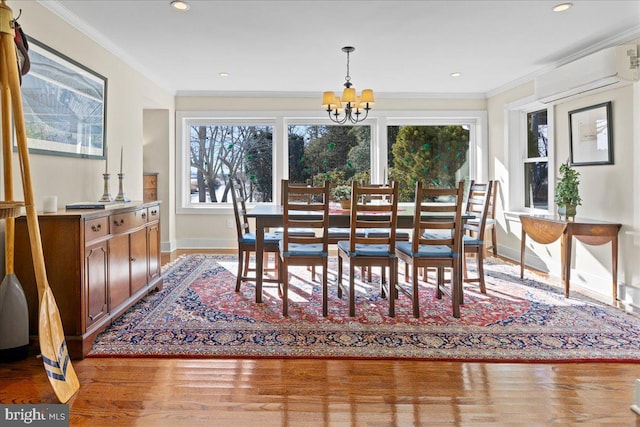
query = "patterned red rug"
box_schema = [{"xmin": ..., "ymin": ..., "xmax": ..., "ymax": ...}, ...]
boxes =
[{"xmin": 88, "ymin": 254, "xmax": 640, "ymax": 362}]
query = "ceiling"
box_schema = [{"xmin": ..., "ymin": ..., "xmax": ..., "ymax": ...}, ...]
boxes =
[{"xmin": 41, "ymin": 0, "xmax": 640, "ymax": 97}]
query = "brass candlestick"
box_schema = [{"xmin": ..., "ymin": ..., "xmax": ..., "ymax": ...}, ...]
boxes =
[
  {"xmin": 114, "ymin": 173, "xmax": 130, "ymax": 202},
  {"xmin": 99, "ymin": 173, "xmax": 113, "ymax": 202}
]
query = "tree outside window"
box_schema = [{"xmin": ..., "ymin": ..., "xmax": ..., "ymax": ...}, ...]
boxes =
[
  {"xmin": 388, "ymin": 125, "xmax": 470, "ymax": 202},
  {"xmin": 288, "ymin": 125, "xmax": 371, "ymax": 185},
  {"xmin": 189, "ymin": 124, "xmax": 273, "ymax": 204}
]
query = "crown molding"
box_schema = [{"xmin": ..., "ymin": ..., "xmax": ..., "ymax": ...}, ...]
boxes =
[{"xmin": 37, "ymin": 0, "xmax": 177, "ymax": 94}]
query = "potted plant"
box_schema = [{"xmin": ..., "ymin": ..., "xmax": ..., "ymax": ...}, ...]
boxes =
[
  {"xmin": 331, "ymin": 185, "xmax": 352, "ymax": 209},
  {"xmin": 554, "ymin": 162, "xmax": 582, "ymax": 219}
]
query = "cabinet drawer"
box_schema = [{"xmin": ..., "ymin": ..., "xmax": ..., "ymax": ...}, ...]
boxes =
[
  {"xmin": 111, "ymin": 209, "xmax": 146, "ymax": 234},
  {"xmin": 144, "ymin": 175, "xmax": 157, "ymax": 188},
  {"xmin": 147, "ymin": 205, "xmax": 160, "ymax": 223},
  {"xmin": 143, "ymin": 188, "xmax": 157, "ymax": 202},
  {"xmin": 85, "ymin": 217, "xmax": 109, "ymax": 241}
]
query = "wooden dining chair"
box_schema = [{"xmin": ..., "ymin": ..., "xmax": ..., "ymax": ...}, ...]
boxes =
[
  {"xmin": 278, "ymin": 180, "xmax": 331, "ymax": 316},
  {"xmin": 229, "ymin": 177, "xmax": 280, "ymax": 293},
  {"xmin": 462, "ymin": 180, "xmax": 493, "ymax": 294},
  {"xmin": 395, "ymin": 181, "xmax": 465, "ymax": 318},
  {"xmin": 336, "ymin": 181, "xmax": 399, "ymax": 317}
]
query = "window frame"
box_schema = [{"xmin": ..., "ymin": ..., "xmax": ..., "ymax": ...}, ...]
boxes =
[
  {"xmin": 505, "ymin": 97, "xmax": 555, "ymax": 213},
  {"xmin": 176, "ymin": 112, "xmax": 278, "ymax": 214},
  {"xmin": 176, "ymin": 109, "xmax": 488, "ymax": 214}
]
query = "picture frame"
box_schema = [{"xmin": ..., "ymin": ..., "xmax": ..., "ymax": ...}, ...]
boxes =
[
  {"xmin": 568, "ymin": 101, "xmax": 613, "ymax": 166},
  {"xmin": 17, "ymin": 38, "xmax": 107, "ymax": 159}
]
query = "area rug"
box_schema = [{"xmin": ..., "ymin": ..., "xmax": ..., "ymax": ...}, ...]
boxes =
[{"xmin": 88, "ymin": 254, "xmax": 640, "ymax": 362}]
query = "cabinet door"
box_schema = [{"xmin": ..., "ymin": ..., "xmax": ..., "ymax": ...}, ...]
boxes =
[
  {"xmin": 130, "ymin": 228, "xmax": 148, "ymax": 295},
  {"xmin": 147, "ymin": 222, "xmax": 161, "ymax": 281},
  {"xmin": 108, "ymin": 234, "xmax": 130, "ymax": 310},
  {"xmin": 85, "ymin": 242, "xmax": 108, "ymax": 327}
]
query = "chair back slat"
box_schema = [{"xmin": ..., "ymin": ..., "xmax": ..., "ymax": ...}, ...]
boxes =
[
  {"xmin": 464, "ymin": 180, "xmax": 493, "ymax": 238},
  {"xmin": 348, "ymin": 181, "xmax": 399, "ymax": 253},
  {"xmin": 413, "ymin": 181, "xmax": 465, "ymax": 254},
  {"xmin": 229, "ymin": 177, "xmax": 251, "ymax": 240},
  {"xmin": 281, "ymin": 179, "xmax": 329, "ymax": 250}
]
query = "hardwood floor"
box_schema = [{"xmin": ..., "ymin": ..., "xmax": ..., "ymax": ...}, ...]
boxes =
[{"xmin": 1, "ymin": 250, "xmax": 639, "ymax": 426}]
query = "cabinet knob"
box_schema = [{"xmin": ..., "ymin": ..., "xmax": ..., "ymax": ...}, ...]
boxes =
[
  {"xmin": 141, "ymin": 212, "xmax": 147, "ymax": 219},
  {"xmin": 91, "ymin": 224, "xmax": 102, "ymax": 232},
  {"xmin": 114, "ymin": 219, "xmax": 125, "ymax": 226},
  {"xmin": 130, "ymin": 257, "xmax": 137, "ymax": 262}
]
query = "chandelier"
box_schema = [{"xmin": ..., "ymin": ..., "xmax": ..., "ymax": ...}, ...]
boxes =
[{"xmin": 322, "ymin": 46, "xmax": 374, "ymax": 124}]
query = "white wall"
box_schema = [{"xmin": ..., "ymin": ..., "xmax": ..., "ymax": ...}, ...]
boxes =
[
  {"xmin": 0, "ymin": 1, "xmax": 174, "ymax": 274},
  {"xmin": 487, "ymin": 75, "xmax": 639, "ymax": 306}
]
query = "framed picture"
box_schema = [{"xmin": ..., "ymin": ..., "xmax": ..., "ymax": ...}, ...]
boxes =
[
  {"xmin": 569, "ymin": 101, "xmax": 613, "ymax": 166},
  {"xmin": 17, "ymin": 38, "xmax": 107, "ymax": 159}
]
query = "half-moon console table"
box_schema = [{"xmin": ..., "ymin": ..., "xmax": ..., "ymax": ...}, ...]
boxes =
[{"xmin": 519, "ymin": 214, "xmax": 621, "ymax": 304}]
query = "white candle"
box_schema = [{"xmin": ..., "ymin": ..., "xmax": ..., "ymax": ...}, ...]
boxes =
[
  {"xmin": 43, "ymin": 196, "xmax": 57, "ymax": 213},
  {"xmin": 105, "ymin": 152, "xmax": 108, "ymax": 174},
  {"xmin": 120, "ymin": 147, "xmax": 123, "ymax": 174}
]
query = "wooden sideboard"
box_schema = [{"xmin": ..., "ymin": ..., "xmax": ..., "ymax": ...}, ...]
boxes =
[{"xmin": 14, "ymin": 201, "xmax": 162, "ymax": 359}]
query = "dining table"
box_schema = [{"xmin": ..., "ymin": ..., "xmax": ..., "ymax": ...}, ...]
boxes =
[{"xmin": 246, "ymin": 203, "xmax": 472, "ymax": 314}]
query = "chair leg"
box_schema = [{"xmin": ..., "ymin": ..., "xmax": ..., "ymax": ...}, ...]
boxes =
[
  {"xmin": 349, "ymin": 262, "xmax": 356, "ymax": 317},
  {"xmin": 478, "ymin": 250, "xmax": 486, "ymax": 294},
  {"xmin": 412, "ymin": 263, "xmax": 420, "ymax": 318},
  {"xmin": 491, "ymin": 226, "xmax": 497, "ymax": 256},
  {"xmin": 337, "ymin": 256, "xmax": 343, "ymax": 299},
  {"xmin": 243, "ymin": 252, "xmax": 250, "ymax": 276},
  {"xmin": 282, "ymin": 259, "xmax": 289, "ymax": 316},
  {"xmin": 436, "ymin": 268, "xmax": 444, "ymax": 299},
  {"xmin": 389, "ymin": 260, "xmax": 396, "ymax": 317},
  {"xmin": 322, "ymin": 260, "xmax": 328, "ymax": 317},
  {"xmin": 235, "ymin": 250, "xmax": 244, "ymax": 292}
]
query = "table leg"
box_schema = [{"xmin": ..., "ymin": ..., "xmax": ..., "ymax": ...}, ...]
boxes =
[
  {"xmin": 520, "ymin": 229, "xmax": 526, "ymax": 278},
  {"xmin": 255, "ymin": 221, "xmax": 265, "ymax": 304},
  {"xmin": 562, "ymin": 231, "xmax": 572, "ymax": 298}
]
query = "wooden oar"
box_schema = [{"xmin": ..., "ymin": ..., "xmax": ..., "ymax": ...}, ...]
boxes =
[
  {"xmin": 0, "ymin": 17, "xmax": 27, "ymax": 360},
  {"xmin": 0, "ymin": 1, "xmax": 79, "ymax": 402}
]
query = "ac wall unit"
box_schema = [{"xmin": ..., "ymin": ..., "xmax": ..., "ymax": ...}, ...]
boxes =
[{"xmin": 534, "ymin": 44, "xmax": 639, "ymax": 103}]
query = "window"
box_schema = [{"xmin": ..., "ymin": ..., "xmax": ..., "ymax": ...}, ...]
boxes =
[
  {"xmin": 287, "ymin": 124, "xmax": 371, "ymax": 185},
  {"xmin": 506, "ymin": 98, "xmax": 554, "ymax": 213},
  {"xmin": 524, "ymin": 109, "xmax": 548, "ymax": 210},
  {"xmin": 388, "ymin": 125, "xmax": 470, "ymax": 202},
  {"xmin": 179, "ymin": 118, "xmax": 275, "ymax": 209},
  {"xmin": 176, "ymin": 111, "xmax": 487, "ymax": 212}
]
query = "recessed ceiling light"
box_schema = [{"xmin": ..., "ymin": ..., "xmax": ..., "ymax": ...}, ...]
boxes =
[
  {"xmin": 170, "ymin": 1, "xmax": 190, "ymax": 11},
  {"xmin": 450, "ymin": 72, "xmax": 462, "ymax": 78},
  {"xmin": 219, "ymin": 72, "xmax": 230, "ymax": 78},
  {"xmin": 552, "ymin": 3, "xmax": 573, "ymax": 12}
]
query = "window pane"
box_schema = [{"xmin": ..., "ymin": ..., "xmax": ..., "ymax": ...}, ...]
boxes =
[
  {"xmin": 527, "ymin": 110, "xmax": 548, "ymax": 158},
  {"xmin": 388, "ymin": 125, "xmax": 470, "ymax": 202},
  {"xmin": 524, "ymin": 162, "xmax": 548, "ymax": 209},
  {"xmin": 189, "ymin": 124, "xmax": 273, "ymax": 204},
  {"xmin": 288, "ymin": 125, "xmax": 370, "ymax": 184}
]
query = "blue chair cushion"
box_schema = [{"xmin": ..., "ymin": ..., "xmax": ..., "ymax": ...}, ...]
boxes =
[
  {"xmin": 365, "ymin": 228, "xmax": 410, "ymax": 239},
  {"xmin": 463, "ymin": 235, "xmax": 483, "ymax": 246},
  {"xmin": 273, "ymin": 227, "xmax": 316, "ymax": 237},
  {"xmin": 337, "ymin": 241, "xmax": 394, "ymax": 257},
  {"xmin": 239, "ymin": 232, "xmax": 282, "ymax": 244},
  {"xmin": 279, "ymin": 241, "xmax": 327, "ymax": 258},
  {"xmin": 422, "ymin": 231, "xmax": 452, "ymax": 239},
  {"xmin": 396, "ymin": 241, "xmax": 455, "ymax": 258},
  {"xmin": 328, "ymin": 228, "xmax": 366, "ymax": 239}
]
